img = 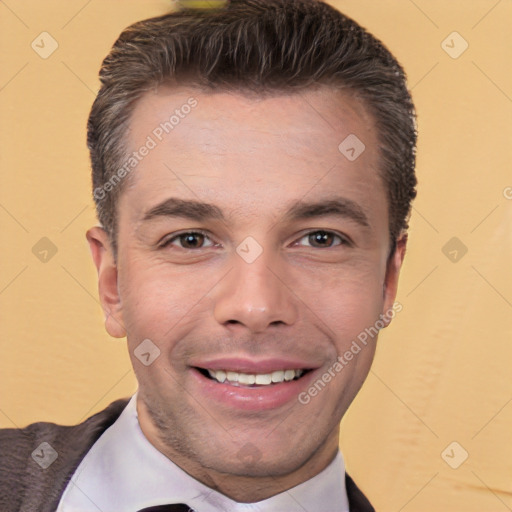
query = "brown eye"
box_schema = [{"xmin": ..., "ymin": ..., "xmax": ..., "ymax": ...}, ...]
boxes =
[
  {"xmin": 179, "ymin": 232, "xmax": 205, "ymax": 249},
  {"xmin": 309, "ymin": 231, "xmax": 334, "ymax": 248},
  {"xmin": 162, "ymin": 231, "xmax": 215, "ymax": 249},
  {"xmin": 298, "ymin": 230, "xmax": 349, "ymax": 248}
]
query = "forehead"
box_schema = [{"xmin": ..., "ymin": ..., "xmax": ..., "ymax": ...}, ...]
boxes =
[
  {"xmin": 120, "ymin": 84, "xmax": 386, "ymax": 228},
  {"xmin": 128, "ymin": 84, "xmax": 376, "ymax": 151}
]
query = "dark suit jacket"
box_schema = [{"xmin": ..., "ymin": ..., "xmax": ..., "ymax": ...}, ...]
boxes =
[{"xmin": 0, "ymin": 398, "xmax": 375, "ymax": 512}]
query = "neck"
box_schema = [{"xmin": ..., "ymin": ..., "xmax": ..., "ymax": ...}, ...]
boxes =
[{"xmin": 136, "ymin": 398, "xmax": 340, "ymax": 503}]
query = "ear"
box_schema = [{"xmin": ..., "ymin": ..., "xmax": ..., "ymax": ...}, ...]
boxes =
[
  {"xmin": 86, "ymin": 226, "xmax": 126, "ymax": 338},
  {"xmin": 381, "ymin": 233, "xmax": 407, "ymax": 327}
]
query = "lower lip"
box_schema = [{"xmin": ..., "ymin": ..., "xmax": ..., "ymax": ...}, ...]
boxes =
[{"xmin": 189, "ymin": 367, "xmax": 317, "ymax": 411}]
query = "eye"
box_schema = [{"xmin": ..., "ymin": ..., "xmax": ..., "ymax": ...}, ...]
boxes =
[
  {"xmin": 295, "ymin": 230, "xmax": 351, "ymax": 249},
  {"xmin": 160, "ymin": 230, "xmax": 216, "ymax": 250}
]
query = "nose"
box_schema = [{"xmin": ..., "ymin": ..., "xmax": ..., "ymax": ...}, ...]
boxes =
[{"xmin": 212, "ymin": 251, "xmax": 299, "ymax": 333}]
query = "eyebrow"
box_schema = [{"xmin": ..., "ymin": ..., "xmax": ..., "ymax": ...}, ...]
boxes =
[
  {"xmin": 142, "ymin": 196, "xmax": 370, "ymax": 228},
  {"xmin": 284, "ymin": 197, "xmax": 370, "ymax": 227},
  {"xmin": 142, "ymin": 198, "xmax": 226, "ymax": 222}
]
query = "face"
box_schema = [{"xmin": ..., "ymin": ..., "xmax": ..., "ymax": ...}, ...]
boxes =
[{"xmin": 88, "ymin": 85, "xmax": 406, "ymax": 499}]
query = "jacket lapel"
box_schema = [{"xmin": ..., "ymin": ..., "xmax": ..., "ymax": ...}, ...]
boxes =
[{"xmin": 345, "ymin": 473, "xmax": 375, "ymax": 512}]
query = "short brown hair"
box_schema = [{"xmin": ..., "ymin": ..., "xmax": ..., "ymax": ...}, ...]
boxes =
[{"xmin": 88, "ymin": 0, "xmax": 417, "ymax": 256}]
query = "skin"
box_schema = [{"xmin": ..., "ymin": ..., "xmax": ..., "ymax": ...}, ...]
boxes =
[{"xmin": 87, "ymin": 85, "xmax": 406, "ymax": 502}]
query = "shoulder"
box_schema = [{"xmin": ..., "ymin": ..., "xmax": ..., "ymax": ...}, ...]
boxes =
[
  {"xmin": 0, "ymin": 397, "xmax": 130, "ymax": 512},
  {"xmin": 0, "ymin": 397, "xmax": 130, "ymax": 457}
]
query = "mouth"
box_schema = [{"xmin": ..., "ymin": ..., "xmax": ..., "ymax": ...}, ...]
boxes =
[
  {"xmin": 188, "ymin": 357, "xmax": 319, "ymax": 411},
  {"xmin": 196, "ymin": 367, "xmax": 311, "ymax": 388}
]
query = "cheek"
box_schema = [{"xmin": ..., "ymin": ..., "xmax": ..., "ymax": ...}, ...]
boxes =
[
  {"xmin": 288, "ymin": 259, "xmax": 386, "ymax": 339},
  {"xmin": 317, "ymin": 290, "xmax": 383, "ymax": 356},
  {"xmin": 119, "ymin": 259, "xmax": 213, "ymax": 342},
  {"xmin": 120, "ymin": 262, "xmax": 216, "ymax": 388}
]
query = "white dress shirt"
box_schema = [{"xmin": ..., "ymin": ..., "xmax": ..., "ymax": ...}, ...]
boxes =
[{"xmin": 57, "ymin": 392, "xmax": 349, "ymax": 512}]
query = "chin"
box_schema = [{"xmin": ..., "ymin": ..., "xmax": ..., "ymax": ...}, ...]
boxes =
[{"xmin": 206, "ymin": 451, "xmax": 309, "ymax": 479}]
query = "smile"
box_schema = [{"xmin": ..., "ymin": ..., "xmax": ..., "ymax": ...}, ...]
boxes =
[
  {"xmin": 203, "ymin": 368, "xmax": 306, "ymax": 387},
  {"xmin": 189, "ymin": 362, "xmax": 317, "ymax": 411}
]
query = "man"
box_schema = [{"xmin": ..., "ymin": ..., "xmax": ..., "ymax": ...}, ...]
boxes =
[{"xmin": 0, "ymin": 0, "xmax": 417, "ymax": 510}]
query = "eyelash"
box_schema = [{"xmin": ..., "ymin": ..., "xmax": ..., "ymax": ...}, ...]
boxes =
[{"xmin": 159, "ymin": 229, "xmax": 352, "ymax": 250}]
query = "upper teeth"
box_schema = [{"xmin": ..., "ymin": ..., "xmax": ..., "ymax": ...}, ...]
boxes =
[{"xmin": 207, "ymin": 369, "xmax": 304, "ymax": 385}]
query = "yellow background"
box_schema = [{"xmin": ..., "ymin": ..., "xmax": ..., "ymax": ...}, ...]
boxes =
[{"xmin": 1, "ymin": 1, "xmax": 511, "ymax": 510}]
